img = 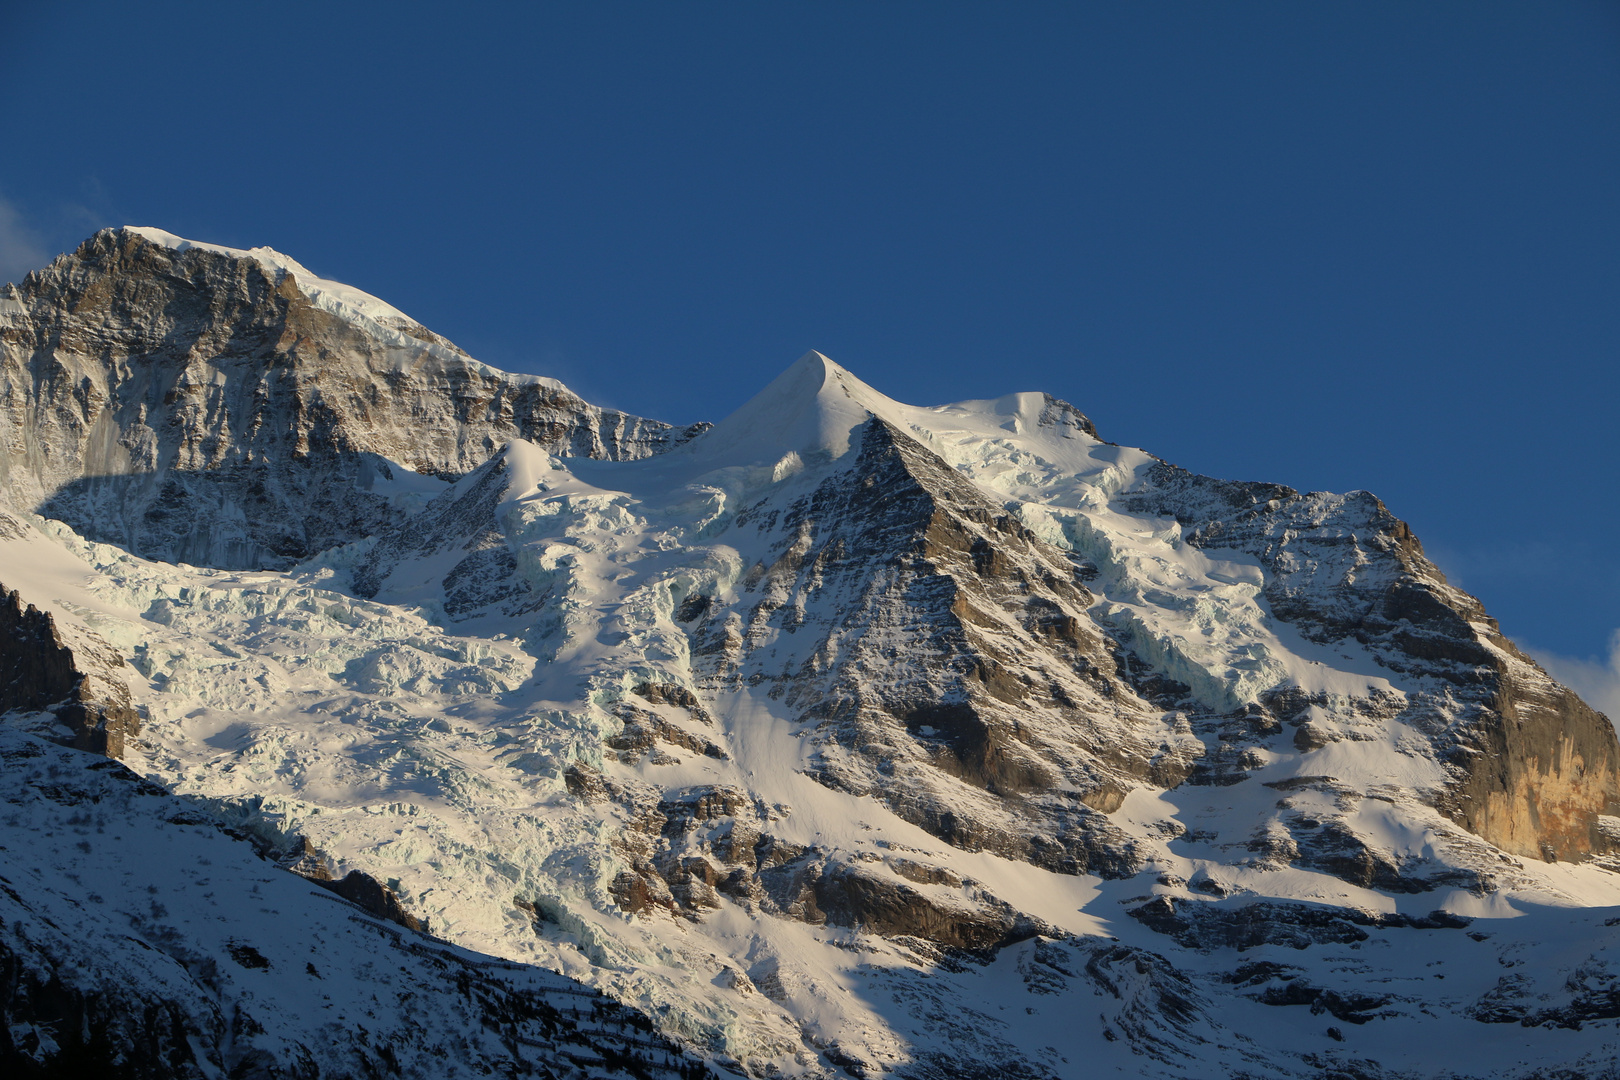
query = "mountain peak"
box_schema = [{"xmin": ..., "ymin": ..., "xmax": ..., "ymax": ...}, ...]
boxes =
[
  {"xmin": 677, "ymin": 350, "xmax": 904, "ymax": 470},
  {"xmin": 789, "ymin": 347, "xmax": 839, "ymax": 374},
  {"xmin": 0, "ymin": 228, "xmax": 702, "ymax": 569},
  {"xmin": 116, "ymin": 225, "xmax": 424, "ymax": 333}
]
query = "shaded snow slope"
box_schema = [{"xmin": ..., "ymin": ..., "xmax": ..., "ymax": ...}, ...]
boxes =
[{"xmin": 0, "ymin": 723, "xmax": 714, "ymax": 1079}]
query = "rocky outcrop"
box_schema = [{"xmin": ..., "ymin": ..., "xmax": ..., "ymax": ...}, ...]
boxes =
[
  {"xmin": 599, "ymin": 776, "xmax": 1051, "ymax": 954},
  {"xmin": 1121, "ymin": 461, "xmax": 1620, "ymax": 862},
  {"xmin": 220, "ymin": 830, "xmax": 435, "ymax": 934},
  {"xmin": 349, "ymin": 439, "xmax": 543, "ymax": 616},
  {"xmin": 1468, "ymin": 962, "xmax": 1620, "ymax": 1029},
  {"xmin": 607, "ymin": 700, "xmax": 728, "ymax": 765},
  {"xmin": 0, "ymin": 580, "xmax": 138, "ymax": 757},
  {"xmin": 1442, "ymin": 650, "xmax": 1620, "ymax": 862},
  {"xmin": 0, "ymin": 228, "xmax": 705, "ymax": 570},
  {"xmin": 690, "ymin": 418, "xmax": 1191, "ymax": 878},
  {"xmin": 318, "ymin": 870, "xmax": 429, "ymax": 933},
  {"xmin": 1129, "ymin": 895, "xmax": 1470, "ymax": 952},
  {"xmin": 282, "ymin": 847, "xmax": 430, "ymax": 933}
]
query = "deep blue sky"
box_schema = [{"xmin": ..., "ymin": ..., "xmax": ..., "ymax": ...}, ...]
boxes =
[{"xmin": 2, "ymin": 2, "xmax": 1617, "ymax": 674}]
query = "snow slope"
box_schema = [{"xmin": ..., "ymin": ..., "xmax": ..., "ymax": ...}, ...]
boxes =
[{"xmin": 0, "ymin": 721, "xmax": 713, "ymax": 1078}]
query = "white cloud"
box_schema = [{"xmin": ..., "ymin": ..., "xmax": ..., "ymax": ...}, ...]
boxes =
[
  {"xmin": 0, "ymin": 194, "xmax": 51, "ymax": 285},
  {"xmin": 1526, "ymin": 630, "xmax": 1620, "ymax": 729}
]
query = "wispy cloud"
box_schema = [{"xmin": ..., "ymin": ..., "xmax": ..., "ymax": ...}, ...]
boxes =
[
  {"xmin": 1526, "ymin": 630, "xmax": 1620, "ymax": 730},
  {"xmin": 0, "ymin": 193, "xmax": 50, "ymax": 285}
]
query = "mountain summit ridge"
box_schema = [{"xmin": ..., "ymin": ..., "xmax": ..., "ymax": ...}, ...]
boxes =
[{"xmin": 120, "ymin": 225, "xmax": 456, "ymax": 347}]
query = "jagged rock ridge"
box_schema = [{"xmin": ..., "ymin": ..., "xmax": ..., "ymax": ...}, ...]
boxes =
[{"xmin": 0, "ymin": 515, "xmax": 139, "ymax": 757}]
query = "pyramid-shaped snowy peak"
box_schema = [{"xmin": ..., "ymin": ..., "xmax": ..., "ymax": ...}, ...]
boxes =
[{"xmin": 671, "ymin": 351, "xmax": 907, "ymax": 471}]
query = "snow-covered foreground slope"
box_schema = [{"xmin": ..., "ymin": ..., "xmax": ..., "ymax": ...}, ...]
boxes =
[
  {"xmin": 2, "ymin": 349, "xmax": 1617, "ymax": 1078},
  {"xmin": 0, "ymin": 722, "xmax": 714, "ymax": 1078}
]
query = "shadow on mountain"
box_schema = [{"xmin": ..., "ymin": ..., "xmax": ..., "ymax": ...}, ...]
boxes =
[{"xmin": 36, "ymin": 456, "xmax": 445, "ymax": 570}]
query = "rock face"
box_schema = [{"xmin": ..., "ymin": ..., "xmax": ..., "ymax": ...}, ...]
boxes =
[
  {"xmin": 697, "ymin": 416, "xmax": 1183, "ymax": 878},
  {"xmin": 1119, "ymin": 461, "xmax": 1620, "ymax": 862},
  {"xmin": 0, "ymin": 227, "xmax": 705, "ymax": 569},
  {"xmin": 0, "ymin": 561, "xmax": 138, "ymax": 757}
]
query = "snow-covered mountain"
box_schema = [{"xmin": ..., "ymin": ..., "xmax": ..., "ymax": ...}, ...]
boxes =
[
  {"xmin": 0, "ymin": 228, "xmax": 706, "ymax": 569},
  {"xmin": 2, "ymin": 231, "xmax": 1618, "ymax": 1079}
]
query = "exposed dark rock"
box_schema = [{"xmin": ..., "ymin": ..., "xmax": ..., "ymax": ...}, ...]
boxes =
[
  {"xmin": 610, "ymin": 866, "xmax": 678, "ymax": 916},
  {"xmin": 0, "ymin": 584, "xmax": 139, "ymax": 758},
  {"xmin": 226, "ymin": 941, "xmax": 271, "ymax": 970},
  {"xmin": 809, "ymin": 860, "xmax": 1044, "ymax": 950},
  {"xmin": 314, "ymin": 870, "xmax": 428, "ymax": 933},
  {"xmin": 633, "ymin": 681, "xmax": 712, "ymax": 722},
  {"xmin": 0, "ymin": 588, "xmax": 78, "ymax": 714},
  {"xmin": 1256, "ymin": 979, "xmax": 1391, "ymax": 1024},
  {"xmin": 1468, "ymin": 963, "xmax": 1620, "ymax": 1029},
  {"xmin": 658, "ymin": 786, "xmax": 751, "ymax": 832},
  {"xmin": 563, "ymin": 762, "xmax": 611, "ymax": 802},
  {"xmin": 705, "ymin": 418, "xmax": 1179, "ymax": 883},
  {"xmin": 608, "ymin": 703, "xmax": 728, "ymax": 764},
  {"xmin": 1221, "ymin": 959, "xmax": 1303, "ymax": 988},
  {"xmin": 1129, "ymin": 896, "xmax": 1471, "ymax": 952}
]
